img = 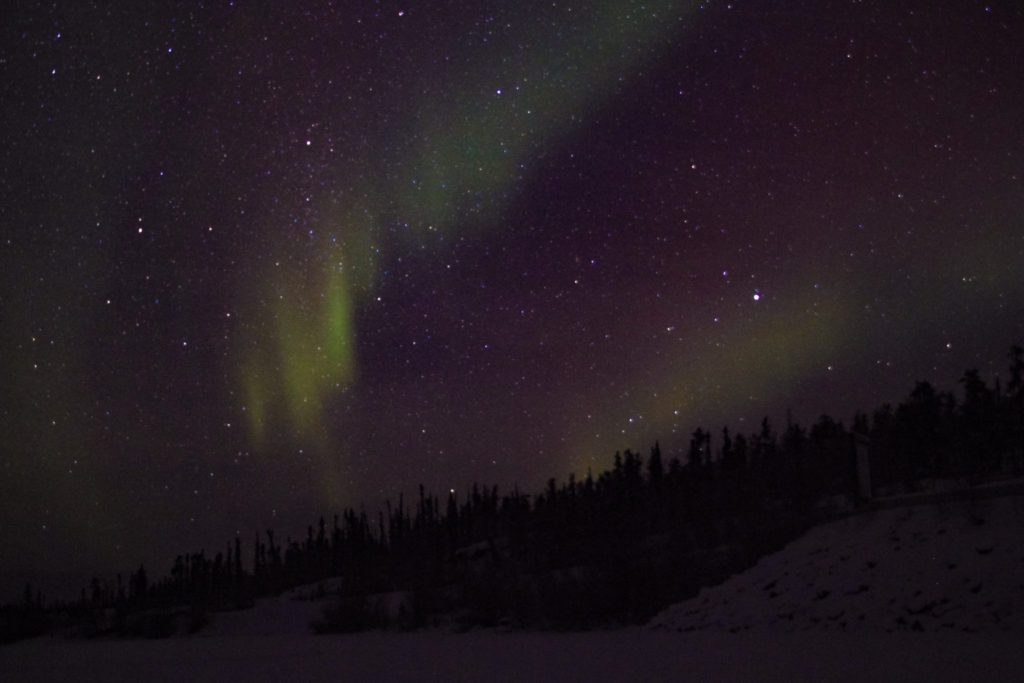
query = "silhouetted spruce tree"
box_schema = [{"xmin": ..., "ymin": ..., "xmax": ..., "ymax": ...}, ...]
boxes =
[
  {"xmin": 896, "ymin": 382, "xmax": 944, "ymax": 483},
  {"xmin": 647, "ymin": 441, "xmax": 664, "ymax": 539},
  {"xmin": 1007, "ymin": 345, "xmax": 1024, "ymax": 470},
  {"xmin": 688, "ymin": 428, "xmax": 706, "ymax": 470},
  {"xmin": 960, "ymin": 369, "xmax": 997, "ymax": 478}
]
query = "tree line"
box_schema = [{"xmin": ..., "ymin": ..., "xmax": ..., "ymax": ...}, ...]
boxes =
[{"xmin": 4, "ymin": 345, "xmax": 1022, "ymax": 638}]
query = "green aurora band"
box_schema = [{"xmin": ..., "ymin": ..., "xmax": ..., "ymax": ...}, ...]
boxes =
[{"xmin": 235, "ymin": 1, "xmax": 703, "ymax": 497}]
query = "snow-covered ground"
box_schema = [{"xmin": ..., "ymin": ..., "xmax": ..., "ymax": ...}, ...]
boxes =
[
  {"xmin": 650, "ymin": 491, "xmax": 1024, "ymax": 634},
  {"xmin": 3, "ymin": 631, "xmax": 1022, "ymax": 682},
  {"xmin": 201, "ymin": 578, "xmax": 342, "ymax": 638},
  {"xmin": 3, "ymin": 491, "xmax": 1022, "ymax": 682}
]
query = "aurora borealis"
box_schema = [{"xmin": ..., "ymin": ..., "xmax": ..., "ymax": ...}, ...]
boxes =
[{"xmin": 2, "ymin": 1, "xmax": 1023, "ymax": 596}]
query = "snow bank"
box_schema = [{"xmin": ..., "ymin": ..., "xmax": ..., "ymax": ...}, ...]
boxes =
[{"xmin": 650, "ymin": 492, "xmax": 1024, "ymax": 634}]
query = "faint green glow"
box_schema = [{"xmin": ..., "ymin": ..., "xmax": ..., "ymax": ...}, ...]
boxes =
[
  {"xmin": 323, "ymin": 266, "xmax": 355, "ymax": 376},
  {"xmin": 566, "ymin": 293, "xmax": 853, "ymax": 475},
  {"xmin": 236, "ymin": 1, "xmax": 702, "ymax": 493},
  {"xmin": 240, "ymin": 243, "xmax": 358, "ymax": 446},
  {"xmin": 393, "ymin": 0, "xmax": 698, "ymax": 239}
]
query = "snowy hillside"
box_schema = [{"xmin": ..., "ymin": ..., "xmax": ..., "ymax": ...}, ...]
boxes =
[
  {"xmin": 650, "ymin": 488, "xmax": 1024, "ymax": 634},
  {"xmin": 3, "ymin": 490, "xmax": 1024, "ymax": 682}
]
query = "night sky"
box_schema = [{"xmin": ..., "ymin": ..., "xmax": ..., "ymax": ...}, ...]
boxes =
[{"xmin": 2, "ymin": 1, "xmax": 1022, "ymax": 596}]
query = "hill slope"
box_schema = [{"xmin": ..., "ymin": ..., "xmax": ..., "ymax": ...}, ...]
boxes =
[{"xmin": 650, "ymin": 488, "xmax": 1024, "ymax": 634}]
